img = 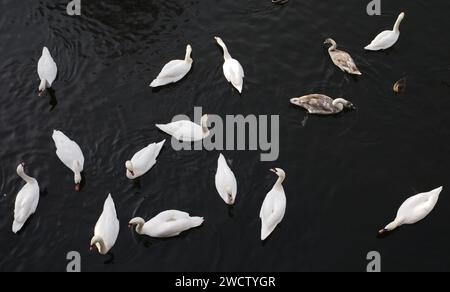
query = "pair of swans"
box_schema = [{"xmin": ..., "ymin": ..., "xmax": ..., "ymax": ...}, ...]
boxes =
[
  {"xmin": 150, "ymin": 37, "xmax": 244, "ymax": 93},
  {"xmin": 90, "ymin": 194, "xmax": 203, "ymax": 254},
  {"xmin": 215, "ymin": 157, "xmax": 287, "ymax": 241}
]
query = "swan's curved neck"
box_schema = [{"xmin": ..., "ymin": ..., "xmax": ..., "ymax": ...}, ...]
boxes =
[
  {"xmin": 93, "ymin": 237, "xmax": 107, "ymax": 254},
  {"xmin": 393, "ymin": 16, "xmax": 404, "ymax": 33},
  {"xmin": 332, "ymin": 99, "xmax": 345, "ymax": 112},
  {"xmin": 18, "ymin": 169, "xmax": 34, "ymax": 184},
  {"xmin": 276, "ymin": 175, "xmax": 285, "ymax": 186},
  {"xmin": 135, "ymin": 223, "xmax": 144, "ymax": 234},
  {"xmin": 385, "ymin": 218, "xmax": 403, "ymax": 231},
  {"xmin": 185, "ymin": 50, "xmax": 193, "ymax": 63},
  {"xmin": 39, "ymin": 79, "xmax": 47, "ymax": 91},
  {"xmin": 218, "ymin": 42, "xmax": 231, "ymax": 60},
  {"xmin": 328, "ymin": 41, "xmax": 337, "ymax": 51}
]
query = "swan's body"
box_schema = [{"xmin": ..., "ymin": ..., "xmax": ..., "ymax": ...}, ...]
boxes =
[
  {"xmin": 324, "ymin": 39, "xmax": 361, "ymax": 75},
  {"xmin": 91, "ymin": 194, "xmax": 120, "ymax": 255},
  {"xmin": 129, "ymin": 210, "xmax": 204, "ymax": 238},
  {"xmin": 156, "ymin": 115, "xmax": 210, "ymax": 142},
  {"xmin": 365, "ymin": 12, "xmax": 405, "ymax": 51},
  {"xmin": 52, "ymin": 130, "xmax": 85, "ymax": 191},
  {"xmin": 215, "ymin": 37, "xmax": 244, "ymax": 94},
  {"xmin": 13, "ymin": 163, "xmax": 40, "ymax": 234},
  {"xmin": 126, "ymin": 140, "xmax": 165, "ymax": 179},
  {"xmin": 290, "ymin": 94, "xmax": 355, "ymax": 115},
  {"xmin": 37, "ymin": 47, "xmax": 57, "ymax": 95},
  {"xmin": 150, "ymin": 45, "xmax": 193, "ymax": 87},
  {"xmin": 215, "ymin": 154, "xmax": 237, "ymax": 205},
  {"xmin": 260, "ymin": 168, "xmax": 286, "ymax": 241},
  {"xmin": 379, "ymin": 187, "xmax": 443, "ymax": 235}
]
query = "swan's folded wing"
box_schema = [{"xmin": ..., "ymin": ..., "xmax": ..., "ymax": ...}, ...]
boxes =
[
  {"xmin": 156, "ymin": 60, "xmax": 188, "ymax": 79},
  {"xmin": 157, "ymin": 210, "xmax": 191, "ymax": 221},
  {"xmin": 226, "ymin": 59, "xmax": 244, "ymax": 88}
]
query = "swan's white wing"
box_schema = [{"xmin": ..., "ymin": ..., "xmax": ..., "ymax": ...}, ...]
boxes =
[
  {"xmin": 260, "ymin": 187, "xmax": 286, "ymax": 239},
  {"xmin": 13, "ymin": 183, "xmax": 39, "ymax": 233},
  {"xmin": 215, "ymin": 154, "xmax": 237, "ymax": 203},
  {"xmin": 38, "ymin": 49, "xmax": 58, "ymax": 86},
  {"xmin": 148, "ymin": 210, "xmax": 203, "ymax": 237},
  {"xmin": 223, "ymin": 59, "xmax": 244, "ymax": 92},
  {"xmin": 131, "ymin": 140, "xmax": 165, "ymax": 174},
  {"xmin": 157, "ymin": 60, "xmax": 190, "ymax": 79},
  {"xmin": 156, "ymin": 121, "xmax": 203, "ymax": 142},
  {"xmin": 397, "ymin": 187, "xmax": 442, "ymax": 224},
  {"xmin": 365, "ymin": 30, "xmax": 398, "ymax": 50},
  {"xmin": 52, "ymin": 130, "xmax": 85, "ymax": 171},
  {"xmin": 95, "ymin": 195, "xmax": 120, "ymax": 251}
]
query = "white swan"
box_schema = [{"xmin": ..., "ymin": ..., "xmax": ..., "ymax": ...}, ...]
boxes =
[
  {"xmin": 13, "ymin": 163, "xmax": 40, "ymax": 234},
  {"xmin": 37, "ymin": 47, "xmax": 57, "ymax": 96},
  {"xmin": 90, "ymin": 194, "xmax": 120, "ymax": 255},
  {"xmin": 260, "ymin": 168, "xmax": 286, "ymax": 241},
  {"xmin": 126, "ymin": 140, "xmax": 166, "ymax": 179},
  {"xmin": 156, "ymin": 115, "xmax": 210, "ymax": 142},
  {"xmin": 365, "ymin": 12, "xmax": 405, "ymax": 51},
  {"xmin": 379, "ymin": 186, "xmax": 443, "ymax": 235},
  {"xmin": 129, "ymin": 210, "xmax": 204, "ymax": 238},
  {"xmin": 215, "ymin": 154, "xmax": 237, "ymax": 205},
  {"xmin": 215, "ymin": 37, "xmax": 245, "ymax": 94},
  {"xmin": 150, "ymin": 45, "xmax": 193, "ymax": 88},
  {"xmin": 52, "ymin": 130, "xmax": 85, "ymax": 191}
]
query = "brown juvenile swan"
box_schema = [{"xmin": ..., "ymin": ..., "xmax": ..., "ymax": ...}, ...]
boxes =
[
  {"xmin": 290, "ymin": 94, "xmax": 355, "ymax": 115},
  {"xmin": 324, "ymin": 38, "xmax": 362, "ymax": 76}
]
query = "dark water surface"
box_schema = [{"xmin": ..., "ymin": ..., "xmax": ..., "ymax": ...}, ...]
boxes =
[{"xmin": 1, "ymin": 0, "xmax": 450, "ymax": 272}]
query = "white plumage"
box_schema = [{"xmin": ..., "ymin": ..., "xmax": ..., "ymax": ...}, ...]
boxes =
[
  {"xmin": 365, "ymin": 12, "xmax": 405, "ymax": 51},
  {"xmin": 91, "ymin": 194, "xmax": 120, "ymax": 255},
  {"xmin": 156, "ymin": 114, "xmax": 210, "ymax": 142},
  {"xmin": 215, "ymin": 37, "xmax": 245, "ymax": 94},
  {"xmin": 260, "ymin": 168, "xmax": 287, "ymax": 241},
  {"xmin": 150, "ymin": 45, "xmax": 193, "ymax": 87},
  {"xmin": 52, "ymin": 130, "xmax": 85, "ymax": 191},
  {"xmin": 13, "ymin": 163, "xmax": 40, "ymax": 234},
  {"xmin": 129, "ymin": 210, "xmax": 204, "ymax": 238},
  {"xmin": 126, "ymin": 140, "xmax": 165, "ymax": 179},
  {"xmin": 37, "ymin": 47, "xmax": 57, "ymax": 95},
  {"xmin": 215, "ymin": 154, "xmax": 237, "ymax": 205}
]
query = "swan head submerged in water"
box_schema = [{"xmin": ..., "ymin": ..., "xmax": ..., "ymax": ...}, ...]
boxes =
[{"xmin": 129, "ymin": 217, "xmax": 146, "ymax": 234}]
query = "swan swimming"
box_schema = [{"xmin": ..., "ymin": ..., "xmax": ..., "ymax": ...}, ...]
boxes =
[
  {"xmin": 126, "ymin": 140, "xmax": 165, "ymax": 179},
  {"xmin": 324, "ymin": 38, "xmax": 362, "ymax": 75},
  {"xmin": 215, "ymin": 154, "xmax": 237, "ymax": 205},
  {"xmin": 156, "ymin": 115, "xmax": 210, "ymax": 142},
  {"xmin": 13, "ymin": 163, "xmax": 40, "ymax": 234},
  {"xmin": 37, "ymin": 47, "xmax": 57, "ymax": 96},
  {"xmin": 129, "ymin": 210, "xmax": 204, "ymax": 238},
  {"xmin": 290, "ymin": 94, "xmax": 355, "ymax": 115},
  {"xmin": 91, "ymin": 194, "xmax": 120, "ymax": 255},
  {"xmin": 215, "ymin": 37, "xmax": 245, "ymax": 94},
  {"xmin": 379, "ymin": 186, "xmax": 443, "ymax": 235},
  {"xmin": 365, "ymin": 12, "xmax": 405, "ymax": 51},
  {"xmin": 52, "ymin": 130, "xmax": 85, "ymax": 191},
  {"xmin": 150, "ymin": 45, "xmax": 193, "ymax": 88},
  {"xmin": 260, "ymin": 168, "xmax": 286, "ymax": 241}
]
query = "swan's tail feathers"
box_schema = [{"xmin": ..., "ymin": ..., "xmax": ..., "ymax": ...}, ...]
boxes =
[
  {"xmin": 150, "ymin": 78, "xmax": 170, "ymax": 88},
  {"xmin": 364, "ymin": 44, "xmax": 378, "ymax": 51},
  {"xmin": 190, "ymin": 217, "xmax": 204, "ymax": 228},
  {"xmin": 156, "ymin": 124, "xmax": 170, "ymax": 134},
  {"xmin": 12, "ymin": 220, "xmax": 24, "ymax": 234}
]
